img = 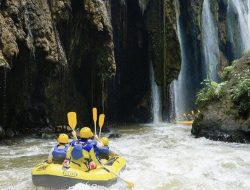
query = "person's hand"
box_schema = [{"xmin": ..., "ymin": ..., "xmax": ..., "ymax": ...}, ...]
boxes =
[
  {"xmin": 72, "ymin": 130, "xmax": 77, "ymax": 139},
  {"xmin": 89, "ymin": 161, "xmax": 97, "ymax": 170},
  {"xmin": 63, "ymin": 159, "xmax": 70, "ymax": 168},
  {"xmin": 47, "ymin": 159, "xmax": 52, "ymax": 164}
]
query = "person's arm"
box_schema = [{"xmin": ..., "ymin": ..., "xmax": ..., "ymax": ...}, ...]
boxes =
[
  {"xmin": 63, "ymin": 146, "xmax": 72, "ymax": 168},
  {"xmin": 66, "ymin": 146, "xmax": 73, "ymax": 160},
  {"xmin": 47, "ymin": 147, "xmax": 54, "ymax": 163},
  {"xmin": 89, "ymin": 148, "xmax": 101, "ymax": 166},
  {"xmin": 71, "ymin": 131, "xmax": 77, "ymax": 140}
]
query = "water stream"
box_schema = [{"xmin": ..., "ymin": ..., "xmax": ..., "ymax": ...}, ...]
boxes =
[
  {"xmin": 150, "ymin": 64, "xmax": 161, "ymax": 124},
  {"xmin": 202, "ymin": 0, "xmax": 220, "ymax": 82},
  {"xmin": 1, "ymin": 124, "xmax": 250, "ymax": 190},
  {"xmin": 138, "ymin": 0, "xmax": 150, "ymax": 14},
  {"xmin": 172, "ymin": 0, "xmax": 187, "ymax": 119},
  {"xmin": 227, "ymin": 0, "xmax": 250, "ymax": 59}
]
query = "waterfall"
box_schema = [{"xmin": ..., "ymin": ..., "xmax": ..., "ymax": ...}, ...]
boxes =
[
  {"xmin": 227, "ymin": 0, "xmax": 250, "ymax": 58},
  {"xmin": 172, "ymin": 0, "xmax": 189, "ymax": 120},
  {"xmin": 138, "ymin": 0, "xmax": 150, "ymax": 14},
  {"xmin": 120, "ymin": 0, "xmax": 126, "ymax": 6},
  {"xmin": 202, "ymin": 0, "xmax": 220, "ymax": 82},
  {"xmin": 150, "ymin": 63, "xmax": 161, "ymax": 124}
]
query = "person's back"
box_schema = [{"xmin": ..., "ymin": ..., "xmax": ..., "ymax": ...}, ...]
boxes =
[
  {"xmin": 48, "ymin": 134, "xmax": 69, "ymax": 164},
  {"xmin": 64, "ymin": 127, "xmax": 101, "ymax": 171},
  {"xmin": 98, "ymin": 137, "xmax": 110, "ymax": 160}
]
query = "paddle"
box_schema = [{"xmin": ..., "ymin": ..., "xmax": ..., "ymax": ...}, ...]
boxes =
[
  {"xmin": 98, "ymin": 114, "xmax": 105, "ymax": 138},
  {"xmin": 92, "ymin": 107, "xmax": 97, "ymax": 135},
  {"xmin": 102, "ymin": 164, "xmax": 134, "ymax": 189},
  {"xmin": 67, "ymin": 112, "xmax": 77, "ymax": 139}
]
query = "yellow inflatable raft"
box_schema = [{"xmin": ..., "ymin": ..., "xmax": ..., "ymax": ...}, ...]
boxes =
[{"xmin": 32, "ymin": 156, "xmax": 126, "ymax": 188}]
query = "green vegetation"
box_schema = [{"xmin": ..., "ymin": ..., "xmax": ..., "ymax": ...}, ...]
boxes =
[
  {"xmin": 222, "ymin": 65, "xmax": 234, "ymax": 80},
  {"xmin": 196, "ymin": 65, "xmax": 250, "ymax": 117},
  {"xmin": 231, "ymin": 69, "xmax": 250, "ymax": 115},
  {"xmin": 196, "ymin": 79, "xmax": 226, "ymax": 107}
]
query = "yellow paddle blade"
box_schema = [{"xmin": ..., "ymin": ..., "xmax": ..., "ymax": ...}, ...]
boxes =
[
  {"xmin": 67, "ymin": 112, "xmax": 77, "ymax": 130},
  {"xmin": 126, "ymin": 181, "xmax": 134, "ymax": 189},
  {"xmin": 98, "ymin": 114, "xmax": 105, "ymax": 129},
  {"xmin": 92, "ymin": 107, "xmax": 97, "ymax": 123}
]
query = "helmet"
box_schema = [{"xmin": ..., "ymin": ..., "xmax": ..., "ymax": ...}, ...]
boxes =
[
  {"xmin": 100, "ymin": 137, "xmax": 109, "ymax": 146},
  {"xmin": 80, "ymin": 127, "xmax": 93, "ymax": 138},
  {"xmin": 57, "ymin": 133, "xmax": 69, "ymax": 144}
]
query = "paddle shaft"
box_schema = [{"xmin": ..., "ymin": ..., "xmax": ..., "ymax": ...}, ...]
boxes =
[
  {"xmin": 102, "ymin": 164, "xmax": 133, "ymax": 188},
  {"xmin": 94, "ymin": 123, "xmax": 97, "ymax": 136},
  {"xmin": 99, "ymin": 128, "xmax": 102, "ymax": 138}
]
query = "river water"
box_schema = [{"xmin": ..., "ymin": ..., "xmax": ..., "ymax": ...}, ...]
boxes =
[{"xmin": 1, "ymin": 123, "xmax": 250, "ymax": 190}]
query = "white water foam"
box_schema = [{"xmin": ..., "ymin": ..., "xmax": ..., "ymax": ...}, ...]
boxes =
[{"xmin": 1, "ymin": 125, "xmax": 250, "ymax": 190}]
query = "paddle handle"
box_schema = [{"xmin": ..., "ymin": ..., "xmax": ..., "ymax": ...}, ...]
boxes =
[
  {"xmin": 99, "ymin": 128, "xmax": 102, "ymax": 138},
  {"xmin": 94, "ymin": 123, "xmax": 97, "ymax": 136}
]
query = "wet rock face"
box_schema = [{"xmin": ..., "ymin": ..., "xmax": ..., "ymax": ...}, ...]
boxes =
[
  {"xmin": 0, "ymin": 0, "xmax": 115, "ymax": 134},
  {"xmin": 192, "ymin": 53, "xmax": 250, "ymax": 143},
  {"xmin": 107, "ymin": 0, "xmax": 181, "ymax": 122},
  {"xmin": 145, "ymin": 0, "xmax": 181, "ymax": 86},
  {"xmin": 0, "ymin": 0, "xmax": 181, "ymax": 132}
]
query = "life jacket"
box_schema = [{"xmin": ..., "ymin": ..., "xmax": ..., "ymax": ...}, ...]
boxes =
[
  {"xmin": 71, "ymin": 144, "xmax": 83, "ymax": 160},
  {"xmin": 87, "ymin": 139, "xmax": 99, "ymax": 155},
  {"xmin": 71, "ymin": 141, "xmax": 93, "ymax": 160},
  {"xmin": 52, "ymin": 144, "xmax": 69, "ymax": 163},
  {"xmin": 98, "ymin": 146, "xmax": 110, "ymax": 160}
]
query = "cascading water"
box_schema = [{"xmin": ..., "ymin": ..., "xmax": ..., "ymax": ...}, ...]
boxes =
[
  {"xmin": 138, "ymin": 0, "xmax": 150, "ymax": 14},
  {"xmin": 172, "ymin": 0, "xmax": 191, "ymax": 119},
  {"xmin": 202, "ymin": 0, "xmax": 220, "ymax": 82},
  {"xmin": 150, "ymin": 63, "xmax": 161, "ymax": 124},
  {"xmin": 227, "ymin": 0, "xmax": 250, "ymax": 59},
  {"xmin": 173, "ymin": 0, "xmax": 184, "ymax": 119}
]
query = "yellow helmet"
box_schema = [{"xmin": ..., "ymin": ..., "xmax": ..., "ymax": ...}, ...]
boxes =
[
  {"xmin": 57, "ymin": 133, "xmax": 69, "ymax": 144},
  {"xmin": 100, "ymin": 137, "xmax": 109, "ymax": 146},
  {"xmin": 80, "ymin": 127, "xmax": 93, "ymax": 138}
]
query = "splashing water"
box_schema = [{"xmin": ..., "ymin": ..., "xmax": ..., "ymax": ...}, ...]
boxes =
[
  {"xmin": 202, "ymin": 0, "xmax": 220, "ymax": 82},
  {"xmin": 1, "ymin": 124, "xmax": 250, "ymax": 190}
]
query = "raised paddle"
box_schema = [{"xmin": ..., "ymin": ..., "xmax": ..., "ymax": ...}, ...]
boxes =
[
  {"xmin": 67, "ymin": 112, "xmax": 77, "ymax": 139},
  {"xmin": 92, "ymin": 107, "xmax": 97, "ymax": 135},
  {"xmin": 101, "ymin": 164, "xmax": 134, "ymax": 189},
  {"xmin": 98, "ymin": 114, "xmax": 105, "ymax": 138}
]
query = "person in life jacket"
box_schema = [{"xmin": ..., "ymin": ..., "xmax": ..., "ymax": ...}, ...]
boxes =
[
  {"xmin": 48, "ymin": 133, "xmax": 69, "ymax": 164},
  {"xmin": 71, "ymin": 127, "xmax": 102, "ymax": 158},
  {"xmin": 98, "ymin": 137, "xmax": 110, "ymax": 160},
  {"xmin": 63, "ymin": 127, "xmax": 101, "ymax": 171}
]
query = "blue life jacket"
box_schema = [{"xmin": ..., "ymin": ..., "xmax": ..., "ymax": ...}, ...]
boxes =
[
  {"xmin": 52, "ymin": 144, "xmax": 69, "ymax": 162},
  {"xmin": 71, "ymin": 141, "xmax": 93, "ymax": 160},
  {"xmin": 87, "ymin": 139, "xmax": 99, "ymax": 155},
  {"xmin": 71, "ymin": 143, "xmax": 83, "ymax": 160},
  {"xmin": 98, "ymin": 146, "xmax": 110, "ymax": 160},
  {"xmin": 70, "ymin": 139, "xmax": 88, "ymax": 147},
  {"xmin": 99, "ymin": 146, "xmax": 109, "ymax": 154}
]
